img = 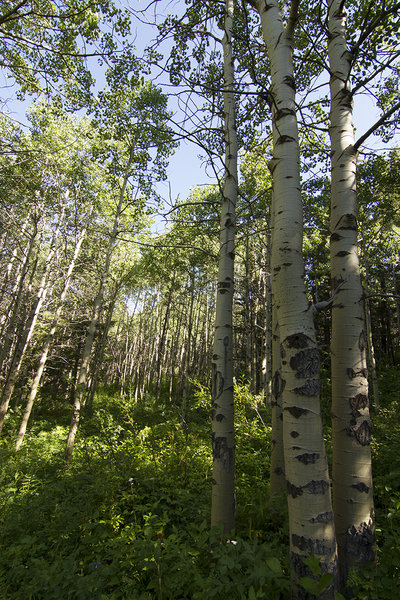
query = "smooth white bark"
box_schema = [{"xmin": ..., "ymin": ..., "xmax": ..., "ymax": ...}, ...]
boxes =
[
  {"xmin": 255, "ymin": 0, "xmax": 337, "ymax": 594},
  {"xmin": 328, "ymin": 0, "xmax": 375, "ymax": 589},
  {"xmin": 211, "ymin": 0, "xmax": 237, "ymax": 533}
]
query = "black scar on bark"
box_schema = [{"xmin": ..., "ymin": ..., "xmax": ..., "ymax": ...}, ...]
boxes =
[
  {"xmin": 336, "ymin": 250, "xmax": 350, "ymax": 257},
  {"xmin": 290, "ymin": 348, "xmax": 320, "ymax": 378},
  {"xmin": 349, "ymin": 394, "xmax": 369, "ymax": 411},
  {"xmin": 354, "ymin": 420, "xmax": 371, "ymax": 446},
  {"xmin": 274, "ymin": 466, "xmax": 284, "ymax": 476},
  {"xmin": 212, "ymin": 370, "xmax": 224, "ymax": 400},
  {"xmin": 339, "ymin": 88, "xmax": 353, "ymax": 109},
  {"xmin": 223, "ymin": 336, "xmax": 229, "ymax": 346},
  {"xmin": 290, "ymin": 430, "xmax": 299, "ymax": 438},
  {"xmin": 272, "ymin": 370, "xmax": 285, "ymax": 399},
  {"xmin": 344, "ymin": 520, "xmax": 376, "ymax": 563},
  {"xmin": 276, "ymin": 134, "xmax": 296, "ymax": 145},
  {"xmin": 212, "ymin": 478, "xmax": 217, "ymax": 485},
  {"xmin": 213, "ymin": 436, "xmax": 234, "ymax": 472},
  {"xmin": 330, "ymin": 232, "xmax": 343, "ymax": 242},
  {"xmin": 292, "ymin": 534, "xmax": 332, "ymax": 556},
  {"xmin": 287, "ymin": 481, "xmax": 303, "ymax": 498},
  {"xmin": 304, "ymin": 480, "xmax": 330, "ymax": 494},
  {"xmin": 285, "ymin": 406, "xmax": 309, "ymax": 418},
  {"xmin": 337, "ymin": 213, "xmax": 357, "ymax": 230},
  {"xmin": 347, "ymin": 367, "xmax": 368, "ymax": 379},
  {"xmin": 295, "ymin": 452, "xmax": 320, "ymax": 464},
  {"xmin": 294, "ymin": 379, "xmax": 320, "ymax": 396},
  {"xmin": 283, "ymin": 75, "xmax": 296, "ymax": 91},
  {"xmin": 275, "ymin": 107, "xmax": 295, "ymax": 121},
  {"xmin": 215, "ymin": 413, "xmax": 224, "ymax": 422},
  {"xmin": 286, "ymin": 333, "xmax": 309, "ymax": 349},
  {"xmin": 309, "ymin": 511, "xmax": 334, "ymax": 524},
  {"xmin": 351, "ymin": 482, "xmax": 370, "ymax": 493}
]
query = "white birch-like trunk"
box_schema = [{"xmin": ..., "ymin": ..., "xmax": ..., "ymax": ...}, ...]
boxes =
[
  {"xmin": 0, "ymin": 207, "xmax": 63, "ymax": 434},
  {"xmin": 254, "ymin": 0, "xmax": 337, "ymax": 594},
  {"xmin": 328, "ymin": 1, "xmax": 375, "ymax": 590},
  {"xmin": 0, "ymin": 223, "xmax": 38, "ymax": 376},
  {"xmin": 210, "ymin": 0, "xmax": 237, "ymax": 533},
  {"xmin": 15, "ymin": 216, "xmax": 90, "ymax": 450},
  {"xmin": 0, "ymin": 210, "xmax": 31, "ymax": 307},
  {"xmin": 66, "ymin": 150, "xmax": 134, "ymax": 462}
]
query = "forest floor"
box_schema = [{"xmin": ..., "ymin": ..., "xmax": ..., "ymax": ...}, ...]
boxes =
[{"xmin": 0, "ymin": 371, "xmax": 399, "ymax": 599}]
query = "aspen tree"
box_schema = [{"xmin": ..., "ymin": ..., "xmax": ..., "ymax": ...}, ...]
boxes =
[
  {"xmin": 250, "ymin": 0, "xmax": 337, "ymax": 594},
  {"xmin": 0, "ymin": 204, "xmax": 64, "ymax": 434},
  {"xmin": 327, "ymin": 1, "xmax": 376, "ymax": 589},
  {"xmin": 65, "ymin": 148, "xmax": 134, "ymax": 462},
  {"xmin": 16, "ymin": 209, "xmax": 90, "ymax": 450},
  {"xmin": 211, "ymin": 0, "xmax": 238, "ymax": 533}
]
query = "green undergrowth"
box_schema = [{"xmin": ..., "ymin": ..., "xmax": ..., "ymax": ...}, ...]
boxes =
[
  {"xmin": 0, "ymin": 372, "xmax": 399, "ymax": 599},
  {"xmin": 0, "ymin": 382, "xmax": 289, "ymax": 599}
]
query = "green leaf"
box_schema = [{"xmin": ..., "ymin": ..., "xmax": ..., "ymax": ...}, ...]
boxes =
[
  {"xmin": 300, "ymin": 577, "xmax": 319, "ymax": 595},
  {"xmin": 334, "ymin": 593, "xmax": 347, "ymax": 600},
  {"xmin": 248, "ymin": 586, "xmax": 256, "ymax": 600},
  {"xmin": 319, "ymin": 573, "xmax": 333, "ymax": 592},
  {"xmin": 302, "ymin": 554, "xmax": 321, "ymax": 576},
  {"xmin": 266, "ymin": 556, "xmax": 282, "ymax": 575}
]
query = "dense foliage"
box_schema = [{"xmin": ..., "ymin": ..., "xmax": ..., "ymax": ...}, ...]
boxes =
[{"xmin": 0, "ymin": 0, "xmax": 399, "ymax": 598}]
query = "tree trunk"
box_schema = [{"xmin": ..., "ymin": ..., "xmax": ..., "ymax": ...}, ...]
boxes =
[
  {"xmin": 0, "ymin": 206, "xmax": 63, "ymax": 434},
  {"xmin": 0, "ymin": 220, "xmax": 38, "ymax": 376},
  {"xmin": 254, "ymin": 0, "xmax": 337, "ymax": 595},
  {"xmin": 211, "ymin": 0, "xmax": 237, "ymax": 533},
  {"xmin": 327, "ymin": 0, "xmax": 376, "ymax": 591},
  {"xmin": 15, "ymin": 215, "xmax": 89, "ymax": 450},
  {"xmin": 66, "ymin": 149, "xmax": 134, "ymax": 462}
]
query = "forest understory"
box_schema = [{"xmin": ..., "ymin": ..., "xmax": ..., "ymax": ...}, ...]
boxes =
[{"xmin": 0, "ymin": 370, "xmax": 399, "ymax": 600}]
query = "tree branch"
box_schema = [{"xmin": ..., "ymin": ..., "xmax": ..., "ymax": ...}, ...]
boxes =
[
  {"xmin": 286, "ymin": 0, "xmax": 300, "ymax": 42},
  {"xmin": 354, "ymin": 100, "xmax": 400, "ymax": 152}
]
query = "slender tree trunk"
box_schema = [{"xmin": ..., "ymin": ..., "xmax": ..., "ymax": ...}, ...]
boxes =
[
  {"xmin": 328, "ymin": 1, "xmax": 376, "ymax": 592},
  {"xmin": 0, "ymin": 222, "xmax": 38, "ymax": 376},
  {"xmin": 86, "ymin": 291, "xmax": 118, "ymax": 410},
  {"xmin": 363, "ymin": 262, "xmax": 379, "ymax": 406},
  {"xmin": 15, "ymin": 217, "xmax": 89, "ymax": 450},
  {"xmin": 0, "ymin": 207, "xmax": 63, "ymax": 434},
  {"xmin": 211, "ymin": 0, "xmax": 237, "ymax": 533},
  {"xmin": 254, "ymin": 0, "xmax": 337, "ymax": 595},
  {"xmin": 182, "ymin": 270, "xmax": 195, "ymax": 423},
  {"xmin": 0, "ymin": 209, "xmax": 31, "ymax": 306},
  {"xmin": 66, "ymin": 150, "xmax": 134, "ymax": 462},
  {"xmin": 264, "ymin": 239, "xmax": 273, "ymax": 404}
]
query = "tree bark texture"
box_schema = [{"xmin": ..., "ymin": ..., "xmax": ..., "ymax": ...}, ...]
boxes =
[
  {"xmin": 328, "ymin": 0, "xmax": 376, "ymax": 590},
  {"xmin": 255, "ymin": 1, "xmax": 337, "ymax": 595},
  {"xmin": 211, "ymin": 0, "xmax": 237, "ymax": 533}
]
